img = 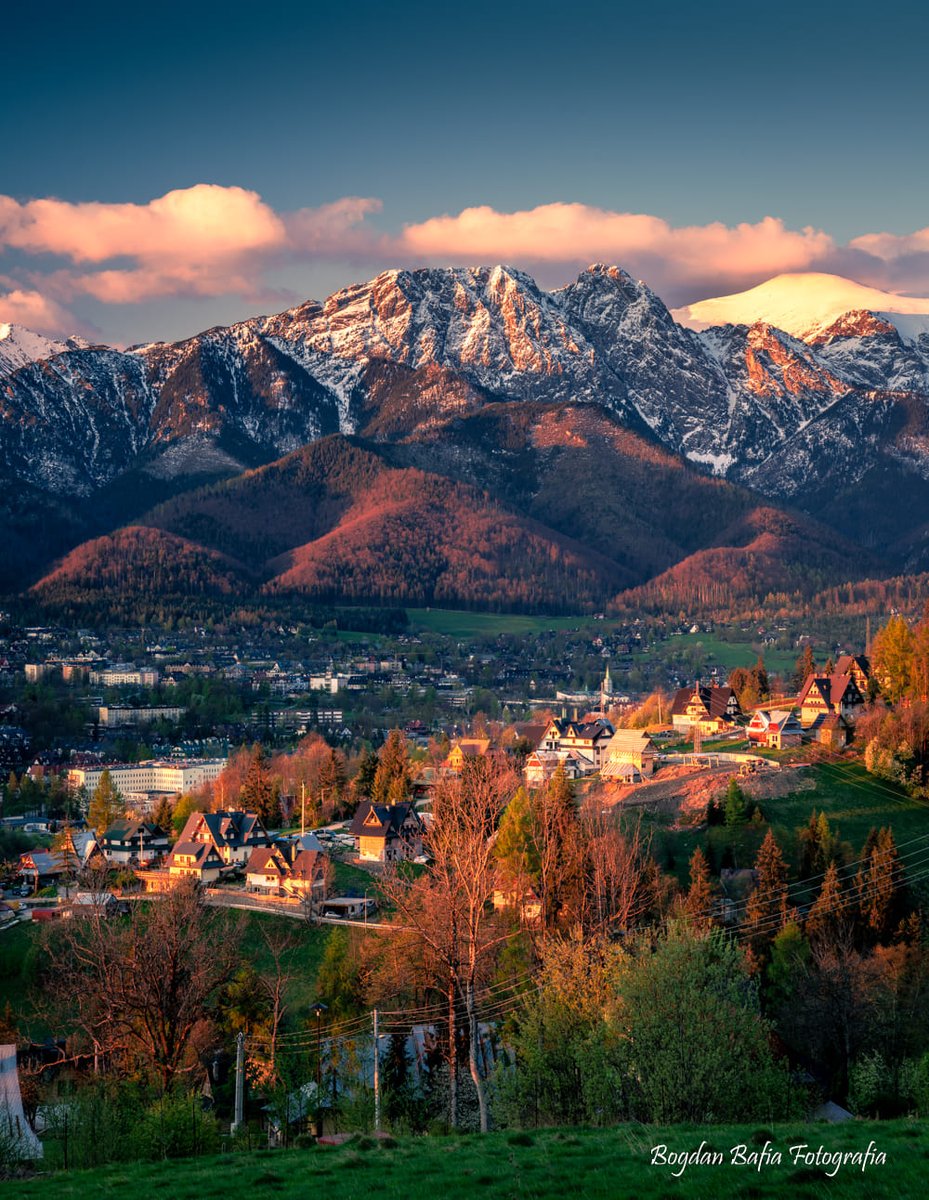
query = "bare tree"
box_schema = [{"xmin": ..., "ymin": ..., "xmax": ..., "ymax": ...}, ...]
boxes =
[
  {"xmin": 380, "ymin": 756, "xmax": 518, "ymax": 1132},
  {"xmin": 579, "ymin": 802, "xmax": 654, "ymax": 934},
  {"xmin": 47, "ymin": 881, "xmax": 239, "ymax": 1087}
]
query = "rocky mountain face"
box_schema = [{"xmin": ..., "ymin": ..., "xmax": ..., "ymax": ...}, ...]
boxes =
[{"xmin": 5, "ymin": 264, "xmax": 929, "ymax": 600}]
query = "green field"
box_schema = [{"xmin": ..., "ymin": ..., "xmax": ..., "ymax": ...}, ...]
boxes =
[
  {"xmin": 0, "ymin": 908, "xmax": 341, "ymax": 1038},
  {"xmin": 13, "ymin": 1121, "xmax": 926, "ymax": 1200},
  {"xmin": 406, "ymin": 608, "xmax": 594, "ymax": 638},
  {"xmin": 646, "ymin": 760, "xmax": 929, "ymax": 882}
]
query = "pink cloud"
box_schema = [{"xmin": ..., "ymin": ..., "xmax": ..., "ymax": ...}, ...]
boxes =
[
  {"xmin": 5, "ymin": 185, "xmax": 929, "ymax": 339},
  {"xmin": 0, "ymin": 288, "xmax": 89, "ymax": 338},
  {"xmin": 396, "ymin": 204, "xmax": 837, "ymax": 299}
]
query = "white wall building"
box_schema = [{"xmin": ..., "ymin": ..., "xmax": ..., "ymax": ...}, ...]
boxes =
[{"xmin": 68, "ymin": 758, "xmax": 226, "ymax": 797}]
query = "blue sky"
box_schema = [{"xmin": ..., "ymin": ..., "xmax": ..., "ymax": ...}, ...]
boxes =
[{"xmin": 3, "ymin": 0, "xmax": 929, "ymax": 342}]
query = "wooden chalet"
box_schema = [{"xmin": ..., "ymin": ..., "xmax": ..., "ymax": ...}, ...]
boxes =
[
  {"xmin": 523, "ymin": 748, "xmax": 587, "ymax": 788},
  {"xmin": 443, "ymin": 738, "xmax": 491, "ymax": 773},
  {"xmin": 100, "ymin": 819, "xmax": 171, "ymax": 867},
  {"xmin": 798, "ymin": 672, "xmax": 865, "ymax": 728},
  {"xmin": 175, "ymin": 810, "xmax": 271, "ymax": 865},
  {"xmin": 350, "ymin": 801, "xmax": 424, "ymax": 863},
  {"xmin": 538, "ymin": 717, "xmax": 614, "ymax": 771},
  {"xmin": 835, "ymin": 654, "xmax": 872, "ymax": 697},
  {"xmin": 670, "ymin": 684, "xmax": 742, "ymax": 735},
  {"xmin": 600, "ymin": 728, "xmax": 657, "ymax": 780},
  {"xmin": 165, "ymin": 840, "xmax": 225, "ymax": 884},
  {"xmin": 245, "ymin": 845, "xmax": 291, "ymax": 895}
]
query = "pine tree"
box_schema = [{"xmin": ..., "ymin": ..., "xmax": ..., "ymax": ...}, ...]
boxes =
[
  {"xmin": 752, "ymin": 656, "xmax": 769, "ymax": 701},
  {"xmin": 684, "ymin": 846, "xmax": 715, "ymax": 931},
  {"xmin": 862, "ymin": 826, "xmax": 901, "ymax": 941},
  {"xmin": 88, "ymin": 768, "xmax": 125, "ymax": 836},
  {"xmin": 746, "ymin": 829, "xmax": 789, "ymax": 964},
  {"xmin": 724, "ymin": 778, "xmax": 747, "ymax": 826},
  {"xmin": 353, "ymin": 747, "xmax": 379, "ymax": 800},
  {"xmin": 372, "ymin": 729, "xmax": 411, "ymax": 807},
  {"xmin": 151, "ymin": 794, "xmax": 174, "ymax": 832},
  {"xmin": 806, "ymin": 861, "xmax": 845, "ymax": 947}
]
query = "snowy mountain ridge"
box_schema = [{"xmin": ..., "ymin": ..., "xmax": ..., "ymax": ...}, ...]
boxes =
[{"xmin": 4, "ymin": 263, "xmax": 929, "ymax": 580}]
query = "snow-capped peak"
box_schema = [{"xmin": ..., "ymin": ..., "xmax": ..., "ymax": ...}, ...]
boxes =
[
  {"xmin": 672, "ymin": 273, "xmax": 929, "ymax": 342},
  {"xmin": 0, "ymin": 323, "xmax": 90, "ymax": 374}
]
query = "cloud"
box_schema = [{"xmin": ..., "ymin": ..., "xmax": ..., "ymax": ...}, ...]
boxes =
[
  {"xmin": 396, "ymin": 204, "xmax": 836, "ymax": 300},
  {"xmin": 0, "ymin": 186, "xmax": 381, "ymax": 308},
  {"xmin": 5, "ymin": 185, "xmax": 929, "ymax": 338},
  {"xmin": 0, "ymin": 287, "xmax": 89, "ymax": 338}
]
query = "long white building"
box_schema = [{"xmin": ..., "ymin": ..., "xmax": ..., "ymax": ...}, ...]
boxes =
[{"xmin": 68, "ymin": 758, "xmax": 226, "ymax": 796}]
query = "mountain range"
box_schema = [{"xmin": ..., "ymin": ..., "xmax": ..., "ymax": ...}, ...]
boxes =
[{"xmin": 4, "ymin": 264, "xmax": 929, "ymax": 614}]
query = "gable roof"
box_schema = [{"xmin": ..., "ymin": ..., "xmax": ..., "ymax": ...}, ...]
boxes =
[
  {"xmin": 349, "ymin": 801, "xmax": 421, "ymax": 840},
  {"xmin": 670, "ymin": 684, "xmax": 740, "ymax": 720}
]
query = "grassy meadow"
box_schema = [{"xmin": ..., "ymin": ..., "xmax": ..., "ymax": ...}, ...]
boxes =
[{"xmin": 12, "ymin": 1121, "xmax": 926, "ymax": 1200}]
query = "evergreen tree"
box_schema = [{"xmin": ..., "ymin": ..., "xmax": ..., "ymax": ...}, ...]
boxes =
[
  {"xmin": 372, "ymin": 730, "xmax": 411, "ymax": 807},
  {"xmin": 806, "ymin": 861, "xmax": 845, "ymax": 947},
  {"xmin": 88, "ymin": 769, "xmax": 125, "ymax": 836},
  {"xmin": 746, "ymin": 829, "xmax": 789, "ymax": 964},
  {"xmin": 723, "ymin": 778, "xmax": 747, "ymax": 826},
  {"xmin": 752, "ymin": 656, "xmax": 770, "ymax": 701},
  {"xmin": 684, "ymin": 846, "xmax": 715, "ymax": 931},
  {"xmin": 862, "ymin": 826, "xmax": 901, "ymax": 941},
  {"xmin": 353, "ymin": 747, "xmax": 379, "ymax": 799},
  {"xmin": 151, "ymin": 794, "xmax": 174, "ymax": 832}
]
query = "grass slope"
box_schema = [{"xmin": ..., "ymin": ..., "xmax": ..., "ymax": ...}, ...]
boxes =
[{"xmin": 14, "ymin": 1122, "xmax": 926, "ymax": 1200}]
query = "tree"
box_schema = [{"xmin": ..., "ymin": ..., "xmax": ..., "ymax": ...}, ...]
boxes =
[
  {"xmin": 723, "ymin": 777, "xmax": 747, "ymax": 826},
  {"xmin": 746, "ymin": 829, "xmax": 789, "ymax": 964},
  {"xmin": 618, "ymin": 927, "xmax": 793, "ymax": 1123},
  {"xmin": 380, "ymin": 755, "xmax": 518, "ymax": 1132},
  {"xmin": 49, "ymin": 881, "xmax": 238, "ymax": 1087},
  {"xmin": 793, "ymin": 643, "xmax": 816, "ymax": 691},
  {"xmin": 859, "ymin": 827, "xmax": 902, "ymax": 942},
  {"xmin": 372, "ymin": 730, "xmax": 411, "ymax": 806},
  {"xmin": 151, "ymin": 794, "xmax": 174, "ymax": 833},
  {"xmin": 806, "ymin": 861, "xmax": 848, "ymax": 948},
  {"xmin": 87, "ymin": 769, "xmax": 125, "ymax": 836},
  {"xmin": 872, "ymin": 615, "xmax": 914, "ymax": 703},
  {"xmin": 352, "ymin": 747, "xmax": 379, "ymax": 800},
  {"xmin": 684, "ymin": 846, "xmax": 716, "ymax": 931}
]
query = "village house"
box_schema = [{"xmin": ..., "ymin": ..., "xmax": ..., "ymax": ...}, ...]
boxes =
[
  {"xmin": 165, "ymin": 840, "xmax": 225, "ymax": 884},
  {"xmin": 245, "ymin": 845, "xmax": 291, "ymax": 895},
  {"xmin": 350, "ymin": 801, "xmax": 424, "ymax": 863},
  {"xmin": 100, "ymin": 819, "xmax": 171, "ymax": 867},
  {"xmin": 175, "ymin": 810, "xmax": 271, "ymax": 865},
  {"xmin": 746, "ymin": 709, "xmax": 803, "ymax": 749},
  {"xmin": 797, "ymin": 671, "xmax": 865, "ymax": 728},
  {"xmin": 523, "ymin": 748, "xmax": 587, "ymax": 788},
  {"xmin": 817, "ymin": 712, "xmax": 852, "ymax": 749},
  {"xmin": 443, "ymin": 737, "xmax": 491, "ymax": 773},
  {"xmin": 670, "ymin": 684, "xmax": 742, "ymax": 735},
  {"xmin": 538, "ymin": 716, "xmax": 614, "ymax": 771},
  {"xmin": 600, "ymin": 728, "xmax": 658, "ymax": 782},
  {"xmin": 835, "ymin": 654, "xmax": 872, "ymax": 697},
  {"xmin": 245, "ymin": 842, "xmax": 331, "ymax": 899}
]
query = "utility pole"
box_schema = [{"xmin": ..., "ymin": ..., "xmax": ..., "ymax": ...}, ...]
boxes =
[
  {"xmin": 231, "ymin": 1031, "xmax": 245, "ymax": 1133},
  {"xmin": 373, "ymin": 1008, "xmax": 380, "ymax": 1132},
  {"xmin": 301, "ymin": 781, "xmax": 306, "ymax": 838}
]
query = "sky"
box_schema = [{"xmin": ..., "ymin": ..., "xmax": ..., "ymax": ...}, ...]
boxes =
[{"xmin": 3, "ymin": 0, "xmax": 929, "ymax": 343}]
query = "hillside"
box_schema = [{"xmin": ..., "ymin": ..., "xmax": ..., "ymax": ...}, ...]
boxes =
[
  {"xmin": 10, "ymin": 262, "xmax": 929, "ymax": 611},
  {"xmin": 25, "ymin": 408, "xmax": 870, "ymax": 615},
  {"xmin": 32, "ymin": 526, "xmax": 253, "ymax": 605},
  {"xmin": 614, "ymin": 506, "xmax": 872, "ymax": 614},
  {"xmin": 13, "ymin": 1122, "xmax": 925, "ymax": 1200}
]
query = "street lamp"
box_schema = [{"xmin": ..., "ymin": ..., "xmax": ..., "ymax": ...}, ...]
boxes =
[{"xmin": 310, "ymin": 1001, "xmax": 328, "ymax": 1138}]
